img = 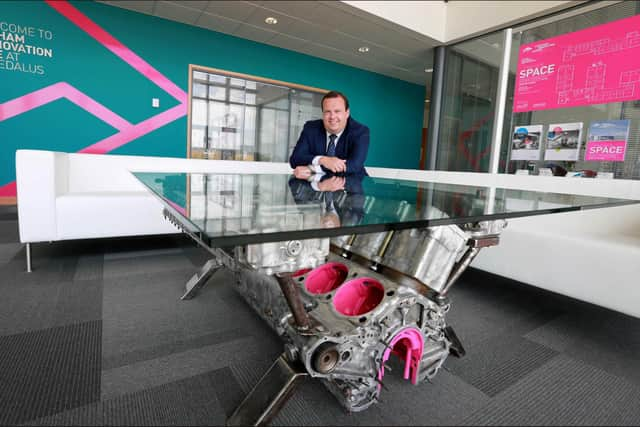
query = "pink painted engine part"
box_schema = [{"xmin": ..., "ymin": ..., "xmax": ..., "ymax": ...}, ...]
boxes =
[
  {"xmin": 305, "ymin": 262, "xmax": 348, "ymax": 294},
  {"xmin": 333, "ymin": 277, "xmax": 385, "ymax": 316},
  {"xmin": 231, "ymin": 221, "xmax": 503, "ymax": 413},
  {"xmin": 234, "ymin": 254, "xmax": 452, "ymax": 412}
]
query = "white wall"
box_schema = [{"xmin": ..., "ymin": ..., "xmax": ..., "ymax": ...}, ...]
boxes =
[
  {"xmin": 341, "ymin": 0, "xmax": 447, "ymax": 42},
  {"xmin": 342, "ymin": 0, "xmax": 580, "ymax": 43},
  {"xmin": 445, "ymin": 1, "xmax": 581, "ymax": 42}
]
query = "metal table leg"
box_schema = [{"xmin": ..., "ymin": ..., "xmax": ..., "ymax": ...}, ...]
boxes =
[
  {"xmin": 181, "ymin": 258, "xmax": 222, "ymax": 300},
  {"xmin": 227, "ymin": 353, "xmax": 308, "ymax": 426},
  {"xmin": 26, "ymin": 243, "xmax": 32, "ymax": 273},
  {"xmin": 162, "ymin": 208, "xmax": 235, "ymax": 300}
]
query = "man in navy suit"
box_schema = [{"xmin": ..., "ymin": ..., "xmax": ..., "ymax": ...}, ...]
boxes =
[{"xmin": 289, "ymin": 91, "xmax": 369, "ymax": 179}]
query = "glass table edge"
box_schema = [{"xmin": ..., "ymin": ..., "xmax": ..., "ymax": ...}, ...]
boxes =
[
  {"xmin": 132, "ymin": 172, "xmax": 640, "ymax": 248},
  {"xmin": 168, "ymin": 202, "xmax": 640, "ymax": 248}
]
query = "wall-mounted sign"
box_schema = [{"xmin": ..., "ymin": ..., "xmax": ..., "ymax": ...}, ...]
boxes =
[
  {"xmin": 544, "ymin": 122, "xmax": 583, "ymax": 161},
  {"xmin": 585, "ymin": 119, "xmax": 630, "ymax": 162},
  {"xmin": 0, "ymin": 21, "xmax": 54, "ymax": 76},
  {"xmin": 513, "ymin": 14, "xmax": 640, "ymax": 113},
  {"xmin": 510, "ymin": 125, "xmax": 543, "ymax": 161}
]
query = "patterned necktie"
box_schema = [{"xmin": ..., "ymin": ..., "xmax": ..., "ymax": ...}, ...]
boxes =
[{"xmin": 327, "ymin": 134, "xmax": 337, "ymax": 156}]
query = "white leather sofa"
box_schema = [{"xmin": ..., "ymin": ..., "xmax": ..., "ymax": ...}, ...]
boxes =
[
  {"xmin": 370, "ymin": 168, "xmax": 640, "ymax": 318},
  {"xmin": 15, "ymin": 149, "xmax": 291, "ymax": 271},
  {"xmin": 15, "ymin": 150, "xmax": 640, "ymax": 318}
]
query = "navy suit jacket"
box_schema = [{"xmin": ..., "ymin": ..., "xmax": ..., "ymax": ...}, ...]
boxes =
[{"xmin": 289, "ymin": 117, "xmax": 369, "ymax": 175}]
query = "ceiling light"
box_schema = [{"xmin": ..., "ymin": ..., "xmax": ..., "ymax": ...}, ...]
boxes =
[
  {"xmin": 265, "ymin": 17, "xmax": 278, "ymax": 25},
  {"xmin": 424, "ymin": 68, "xmax": 433, "ymax": 73},
  {"xmin": 358, "ymin": 46, "xmax": 369, "ymax": 53}
]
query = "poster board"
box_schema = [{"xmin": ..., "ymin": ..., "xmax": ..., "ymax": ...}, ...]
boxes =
[
  {"xmin": 585, "ymin": 119, "xmax": 630, "ymax": 162},
  {"xmin": 544, "ymin": 122, "xmax": 583, "ymax": 161},
  {"xmin": 513, "ymin": 14, "xmax": 640, "ymax": 113},
  {"xmin": 510, "ymin": 125, "xmax": 543, "ymax": 161}
]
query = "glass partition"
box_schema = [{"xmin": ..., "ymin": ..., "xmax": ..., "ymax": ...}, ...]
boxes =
[
  {"xmin": 436, "ymin": 33, "xmax": 505, "ymax": 172},
  {"xmin": 502, "ymin": 1, "xmax": 640, "ymax": 179},
  {"xmin": 435, "ymin": 1, "xmax": 640, "ymax": 180},
  {"xmin": 188, "ymin": 65, "xmax": 327, "ymax": 163}
]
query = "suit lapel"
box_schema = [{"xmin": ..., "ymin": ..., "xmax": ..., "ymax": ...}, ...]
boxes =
[
  {"xmin": 317, "ymin": 124, "xmax": 326, "ymax": 155},
  {"xmin": 337, "ymin": 126, "xmax": 348, "ymax": 157}
]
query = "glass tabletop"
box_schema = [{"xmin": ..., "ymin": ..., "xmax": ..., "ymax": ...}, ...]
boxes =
[{"xmin": 134, "ymin": 172, "xmax": 638, "ymax": 247}]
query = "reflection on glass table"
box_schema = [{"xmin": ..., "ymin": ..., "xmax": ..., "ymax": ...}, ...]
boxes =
[
  {"xmin": 133, "ymin": 171, "xmax": 638, "ymax": 426},
  {"xmin": 135, "ymin": 172, "xmax": 633, "ymax": 247}
]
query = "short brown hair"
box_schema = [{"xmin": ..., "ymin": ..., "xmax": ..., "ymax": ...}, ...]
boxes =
[{"xmin": 321, "ymin": 91, "xmax": 349, "ymax": 111}]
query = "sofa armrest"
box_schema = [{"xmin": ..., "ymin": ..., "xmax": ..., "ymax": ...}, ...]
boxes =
[{"xmin": 16, "ymin": 150, "xmax": 67, "ymax": 243}]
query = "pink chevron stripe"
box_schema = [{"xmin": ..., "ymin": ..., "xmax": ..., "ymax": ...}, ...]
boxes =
[
  {"xmin": 1, "ymin": 1, "xmax": 191, "ymax": 198},
  {"xmin": 78, "ymin": 103, "xmax": 187, "ymax": 154},
  {"xmin": 0, "ymin": 82, "xmax": 133, "ymax": 131},
  {"xmin": 46, "ymin": 0, "xmax": 187, "ymax": 104},
  {"xmin": 2, "ymin": 102, "xmax": 185, "ymax": 197},
  {"xmin": 0, "ymin": 181, "xmax": 16, "ymax": 197}
]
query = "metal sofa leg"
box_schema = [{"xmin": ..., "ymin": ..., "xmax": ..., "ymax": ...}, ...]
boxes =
[{"xmin": 26, "ymin": 243, "xmax": 32, "ymax": 273}]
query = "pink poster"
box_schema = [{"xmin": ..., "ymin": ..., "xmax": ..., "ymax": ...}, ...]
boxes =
[
  {"xmin": 513, "ymin": 14, "xmax": 640, "ymax": 113},
  {"xmin": 584, "ymin": 119, "xmax": 630, "ymax": 162}
]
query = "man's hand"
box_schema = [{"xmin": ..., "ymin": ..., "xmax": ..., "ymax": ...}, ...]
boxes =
[
  {"xmin": 293, "ymin": 166, "xmax": 313, "ymax": 179},
  {"xmin": 319, "ymin": 156, "xmax": 346, "ymax": 173},
  {"xmin": 321, "ymin": 212, "xmax": 341, "ymax": 229},
  {"xmin": 318, "ymin": 176, "xmax": 345, "ymax": 192}
]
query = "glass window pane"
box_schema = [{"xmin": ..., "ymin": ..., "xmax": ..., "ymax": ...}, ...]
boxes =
[
  {"xmin": 437, "ymin": 36, "xmax": 501, "ymax": 173},
  {"xmin": 208, "ymin": 85, "xmax": 226, "ymax": 101},
  {"xmin": 229, "ymin": 78, "xmax": 245, "ymax": 87},
  {"xmin": 244, "ymin": 106, "xmax": 257, "ymax": 151},
  {"xmin": 274, "ymin": 110, "xmax": 290, "ymax": 162},
  {"xmin": 191, "ymin": 128, "xmax": 206, "ymax": 150},
  {"xmin": 189, "ymin": 68, "xmax": 326, "ymax": 165},
  {"xmin": 192, "ymin": 99, "xmax": 207, "ymax": 126},
  {"xmin": 193, "ymin": 71, "xmax": 208, "ymax": 82},
  {"xmin": 259, "ymin": 109, "xmax": 276, "ymax": 162},
  {"xmin": 193, "ymin": 83, "xmax": 207, "ymax": 98},
  {"xmin": 257, "ymin": 83, "xmax": 289, "ymax": 110},
  {"xmin": 227, "ymin": 104, "xmax": 244, "ymax": 152},
  {"xmin": 209, "ymin": 74, "xmax": 226, "ymax": 84},
  {"xmin": 229, "ymin": 88, "xmax": 245, "ymax": 103},
  {"xmin": 208, "ymin": 101, "xmax": 227, "ymax": 153}
]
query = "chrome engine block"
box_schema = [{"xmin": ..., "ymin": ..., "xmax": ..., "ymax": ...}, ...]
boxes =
[
  {"xmin": 231, "ymin": 220, "xmax": 505, "ymax": 412},
  {"xmin": 234, "ymin": 254, "xmax": 450, "ymax": 411}
]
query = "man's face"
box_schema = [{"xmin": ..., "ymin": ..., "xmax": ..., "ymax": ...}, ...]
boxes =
[{"xmin": 322, "ymin": 97, "xmax": 350, "ymax": 134}]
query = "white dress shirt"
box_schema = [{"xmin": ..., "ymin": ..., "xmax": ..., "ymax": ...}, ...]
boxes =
[{"xmin": 310, "ymin": 130, "xmax": 344, "ymax": 174}]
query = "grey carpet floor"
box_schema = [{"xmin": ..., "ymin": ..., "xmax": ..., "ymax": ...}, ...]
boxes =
[{"xmin": 1, "ymin": 205, "xmax": 639, "ymax": 426}]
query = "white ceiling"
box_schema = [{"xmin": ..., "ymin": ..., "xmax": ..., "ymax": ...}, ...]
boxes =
[{"xmin": 98, "ymin": 0, "xmax": 439, "ymax": 85}]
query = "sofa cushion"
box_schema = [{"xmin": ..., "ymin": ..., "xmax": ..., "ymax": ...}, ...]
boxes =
[
  {"xmin": 504, "ymin": 204, "xmax": 640, "ymax": 237},
  {"xmin": 472, "ymin": 203, "xmax": 640, "ymax": 318},
  {"xmin": 56, "ymin": 192, "xmax": 179, "ymax": 240},
  {"xmin": 473, "ymin": 222, "xmax": 640, "ymax": 318}
]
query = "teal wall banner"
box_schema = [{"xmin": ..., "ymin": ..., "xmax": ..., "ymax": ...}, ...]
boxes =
[{"xmin": 0, "ymin": 0, "xmax": 425, "ymax": 197}]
